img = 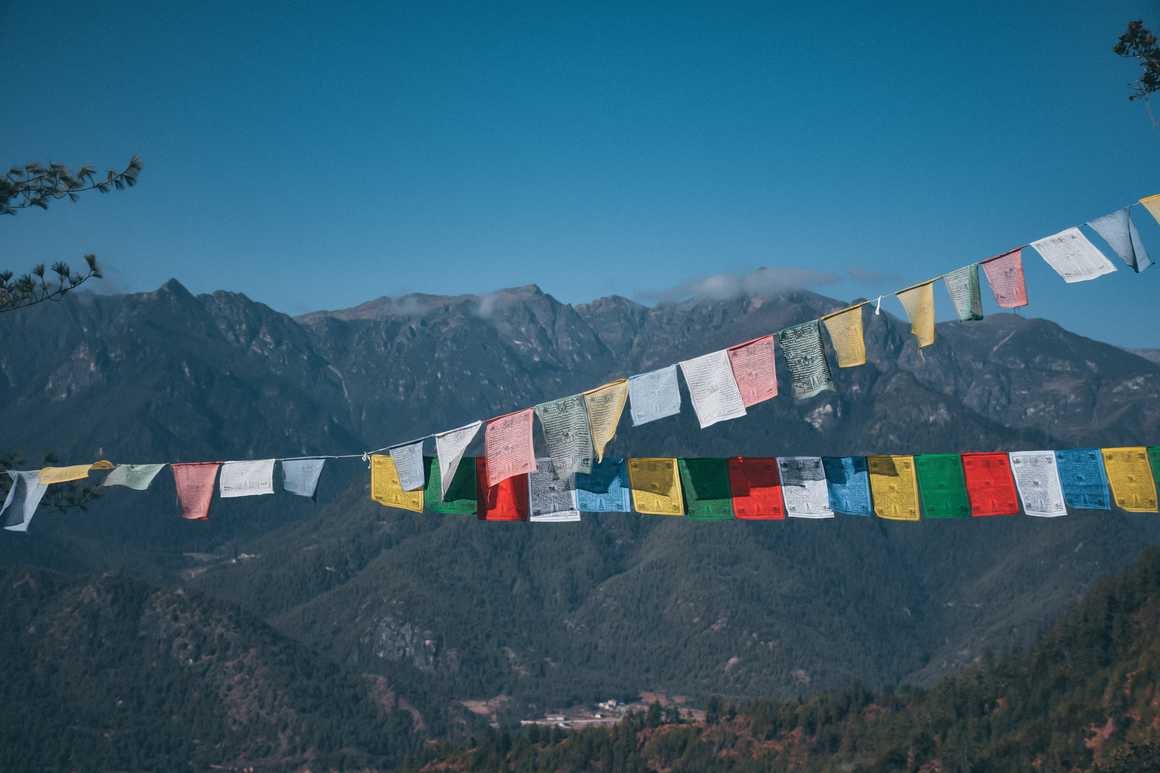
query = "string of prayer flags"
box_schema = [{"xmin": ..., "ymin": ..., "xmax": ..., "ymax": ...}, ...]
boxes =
[
  {"xmin": 1, "ymin": 470, "xmax": 48, "ymax": 532},
  {"xmin": 727, "ymin": 336, "xmax": 778, "ymax": 406},
  {"xmin": 1088, "ymin": 208, "xmax": 1152, "ymax": 273},
  {"xmin": 528, "ymin": 459, "xmax": 581, "ymax": 523},
  {"xmin": 475, "ymin": 458, "xmax": 529, "ymax": 521},
  {"xmin": 726, "ymin": 457, "xmax": 784, "ymax": 520},
  {"xmin": 914, "ymin": 454, "xmax": 971, "ymax": 518},
  {"xmin": 424, "ymin": 455, "xmax": 477, "ymax": 515},
  {"xmin": 628, "ymin": 365, "xmax": 682, "ymax": 427},
  {"xmin": 777, "ymin": 321, "xmax": 835, "ymax": 399},
  {"xmin": 576, "ymin": 458, "xmax": 632, "ymax": 513},
  {"xmin": 896, "ymin": 281, "xmax": 936, "ymax": 348},
  {"xmin": 1031, "ymin": 227, "xmax": 1117, "ymax": 283},
  {"xmin": 821, "ymin": 305, "xmax": 867, "ymax": 368},
  {"xmin": 822, "ymin": 456, "xmax": 872, "ymax": 516},
  {"xmin": 219, "ymin": 459, "xmax": 275, "ymax": 498},
  {"xmin": 677, "ymin": 458, "xmax": 734, "ymax": 521},
  {"xmin": 627, "ymin": 458, "xmax": 685, "ymax": 516},
  {"xmin": 981, "ymin": 249, "xmax": 1029, "ymax": 309},
  {"xmin": 281, "ymin": 458, "xmax": 326, "ymax": 499},
  {"xmin": 535, "ymin": 395, "xmax": 594, "ymax": 479},
  {"xmin": 583, "ymin": 379, "xmax": 629, "ymax": 463},
  {"xmin": 435, "ymin": 420, "xmax": 481, "ymax": 498},
  {"xmin": 1141, "ymin": 194, "xmax": 1160, "ymax": 226},
  {"xmin": 38, "ymin": 464, "xmax": 95, "ymax": 485},
  {"xmin": 961, "ymin": 452, "xmax": 1020, "ymax": 516},
  {"xmin": 1009, "ymin": 451, "xmax": 1067, "ymax": 517},
  {"xmin": 1101, "ymin": 447, "xmax": 1159, "ymax": 513},
  {"xmin": 370, "ymin": 454, "xmax": 424, "ymax": 513},
  {"xmin": 390, "ymin": 440, "xmax": 427, "ymax": 492},
  {"xmin": 171, "ymin": 462, "xmax": 221, "ymax": 520},
  {"xmin": 483, "ymin": 408, "xmax": 535, "ymax": 487},
  {"xmin": 679, "ymin": 350, "xmax": 747, "ymax": 428},
  {"xmin": 101, "ymin": 463, "xmax": 165, "ymax": 491},
  {"xmin": 1055, "ymin": 448, "xmax": 1112, "ymax": 510},
  {"xmin": 943, "ymin": 264, "xmax": 984, "ymax": 322},
  {"xmin": 777, "ymin": 456, "xmax": 833, "ymax": 518},
  {"xmin": 868, "ymin": 455, "xmax": 921, "ymax": 521}
]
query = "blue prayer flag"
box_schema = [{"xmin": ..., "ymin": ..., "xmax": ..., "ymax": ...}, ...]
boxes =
[{"xmin": 822, "ymin": 456, "xmax": 873, "ymax": 516}]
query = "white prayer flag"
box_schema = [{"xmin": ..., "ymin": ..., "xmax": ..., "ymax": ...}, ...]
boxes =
[
  {"xmin": 528, "ymin": 458, "xmax": 581, "ymax": 523},
  {"xmin": 1031, "ymin": 227, "xmax": 1117, "ymax": 283},
  {"xmin": 628, "ymin": 365, "xmax": 682, "ymax": 427},
  {"xmin": 535, "ymin": 395, "xmax": 593, "ymax": 478},
  {"xmin": 1088, "ymin": 208, "xmax": 1152, "ymax": 273},
  {"xmin": 282, "ymin": 458, "xmax": 326, "ymax": 498},
  {"xmin": 390, "ymin": 440, "xmax": 426, "ymax": 491},
  {"xmin": 777, "ymin": 456, "xmax": 834, "ymax": 518},
  {"xmin": 219, "ymin": 459, "xmax": 276, "ymax": 498},
  {"xmin": 435, "ymin": 420, "xmax": 482, "ymax": 498},
  {"xmin": 1, "ymin": 470, "xmax": 49, "ymax": 532},
  {"xmin": 678, "ymin": 350, "xmax": 747, "ymax": 429},
  {"xmin": 1009, "ymin": 451, "xmax": 1067, "ymax": 517},
  {"xmin": 101, "ymin": 463, "xmax": 165, "ymax": 491}
]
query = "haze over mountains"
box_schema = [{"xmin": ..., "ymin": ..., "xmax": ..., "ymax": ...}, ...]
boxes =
[{"xmin": 1, "ymin": 278, "xmax": 1159, "ymax": 767}]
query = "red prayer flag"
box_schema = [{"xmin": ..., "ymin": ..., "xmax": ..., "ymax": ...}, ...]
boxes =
[
  {"xmin": 728, "ymin": 457, "xmax": 785, "ymax": 520},
  {"xmin": 171, "ymin": 462, "xmax": 221, "ymax": 520},
  {"xmin": 483, "ymin": 408, "xmax": 535, "ymax": 487},
  {"xmin": 475, "ymin": 457, "xmax": 529, "ymax": 521},
  {"xmin": 980, "ymin": 249, "xmax": 1028, "ymax": 309},
  {"xmin": 727, "ymin": 336, "xmax": 778, "ymax": 407},
  {"xmin": 961, "ymin": 452, "xmax": 1020, "ymax": 516}
]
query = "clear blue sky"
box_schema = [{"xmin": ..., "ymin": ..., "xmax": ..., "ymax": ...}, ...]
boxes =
[{"xmin": 2, "ymin": 1, "xmax": 1159, "ymax": 346}]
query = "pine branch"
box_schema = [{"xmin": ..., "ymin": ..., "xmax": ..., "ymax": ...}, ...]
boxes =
[
  {"xmin": 1, "ymin": 156, "xmax": 143, "ymax": 215},
  {"xmin": 0, "ymin": 254, "xmax": 102, "ymax": 313}
]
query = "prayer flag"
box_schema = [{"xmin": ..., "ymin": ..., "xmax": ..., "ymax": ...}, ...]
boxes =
[
  {"xmin": 91, "ymin": 460, "xmax": 114, "ymax": 471},
  {"xmin": 475, "ymin": 457, "xmax": 529, "ymax": 521},
  {"xmin": 961, "ymin": 452, "xmax": 1020, "ymax": 516},
  {"xmin": 1101, "ymin": 447, "xmax": 1159, "ymax": 513},
  {"xmin": 943, "ymin": 265, "xmax": 983, "ymax": 321},
  {"xmin": 1, "ymin": 470, "xmax": 48, "ymax": 532},
  {"xmin": 102, "ymin": 463, "xmax": 165, "ymax": 491},
  {"xmin": 219, "ymin": 459, "xmax": 275, "ymax": 498},
  {"xmin": 171, "ymin": 462, "xmax": 221, "ymax": 520},
  {"xmin": 981, "ymin": 249, "xmax": 1029, "ymax": 309},
  {"xmin": 576, "ymin": 458, "xmax": 632, "ymax": 513},
  {"xmin": 777, "ymin": 456, "xmax": 833, "ymax": 518},
  {"xmin": 1031, "ymin": 227, "xmax": 1117, "ymax": 283},
  {"xmin": 390, "ymin": 440, "xmax": 427, "ymax": 491},
  {"xmin": 1151, "ymin": 447, "xmax": 1160, "ymax": 488},
  {"xmin": 679, "ymin": 350, "xmax": 747, "ymax": 428},
  {"xmin": 726, "ymin": 335, "xmax": 778, "ymax": 406},
  {"xmin": 1141, "ymin": 194, "xmax": 1160, "ymax": 226},
  {"xmin": 627, "ymin": 458, "xmax": 685, "ymax": 516},
  {"xmin": 535, "ymin": 395, "xmax": 593, "ymax": 478},
  {"xmin": 583, "ymin": 379, "xmax": 629, "ymax": 463},
  {"xmin": 281, "ymin": 458, "xmax": 326, "ymax": 498},
  {"xmin": 1088, "ymin": 208, "xmax": 1152, "ymax": 272},
  {"xmin": 424, "ymin": 456, "xmax": 477, "ymax": 514},
  {"xmin": 528, "ymin": 459, "xmax": 581, "ymax": 523},
  {"xmin": 822, "ymin": 456, "xmax": 872, "ymax": 516},
  {"xmin": 777, "ymin": 321, "xmax": 836, "ymax": 399},
  {"xmin": 868, "ymin": 455, "xmax": 920, "ymax": 521},
  {"xmin": 677, "ymin": 458, "xmax": 734, "ymax": 520},
  {"xmin": 821, "ymin": 305, "xmax": 867, "ymax": 368},
  {"xmin": 727, "ymin": 457, "xmax": 785, "ymax": 520},
  {"xmin": 915, "ymin": 454, "xmax": 971, "ymax": 518},
  {"xmin": 1055, "ymin": 448, "xmax": 1112, "ymax": 511},
  {"xmin": 435, "ymin": 420, "xmax": 481, "ymax": 498},
  {"xmin": 38, "ymin": 464, "xmax": 94, "ymax": 485},
  {"xmin": 483, "ymin": 408, "xmax": 535, "ymax": 487},
  {"xmin": 1009, "ymin": 451, "xmax": 1067, "ymax": 517},
  {"xmin": 896, "ymin": 281, "xmax": 936, "ymax": 348},
  {"xmin": 370, "ymin": 454, "xmax": 424, "ymax": 513},
  {"xmin": 628, "ymin": 365, "xmax": 682, "ymax": 427}
]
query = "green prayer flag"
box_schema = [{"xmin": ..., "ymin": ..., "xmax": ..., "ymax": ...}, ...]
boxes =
[
  {"xmin": 424, "ymin": 456, "xmax": 477, "ymax": 515},
  {"xmin": 1149, "ymin": 447, "xmax": 1160, "ymax": 487},
  {"xmin": 943, "ymin": 264, "xmax": 984, "ymax": 322},
  {"xmin": 678, "ymin": 458, "xmax": 734, "ymax": 520},
  {"xmin": 915, "ymin": 454, "xmax": 971, "ymax": 519}
]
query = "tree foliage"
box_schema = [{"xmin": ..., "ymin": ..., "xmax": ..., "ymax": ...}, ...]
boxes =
[{"xmin": 1115, "ymin": 20, "xmax": 1160, "ymax": 101}]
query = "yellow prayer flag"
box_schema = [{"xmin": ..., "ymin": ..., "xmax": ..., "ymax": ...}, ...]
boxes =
[
  {"xmin": 1102, "ymin": 447, "xmax": 1158, "ymax": 513},
  {"xmin": 90, "ymin": 460, "xmax": 115, "ymax": 471},
  {"xmin": 38, "ymin": 464, "xmax": 95, "ymax": 485},
  {"xmin": 821, "ymin": 304, "xmax": 867, "ymax": 367},
  {"xmin": 868, "ymin": 455, "xmax": 920, "ymax": 521},
  {"xmin": 896, "ymin": 281, "xmax": 936, "ymax": 348},
  {"xmin": 627, "ymin": 458, "xmax": 685, "ymax": 516},
  {"xmin": 584, "ymin": 378, "xmax": 629, "ymax": 463},
  {"xmin": 370, "ymin": 454, "xmax": 424, "ymax": 512},
  {"xmin": 1140, "ymin": 194, "xmax": 1160, "ymax": 227}
]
